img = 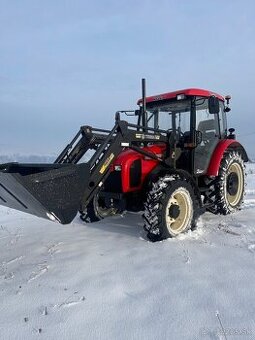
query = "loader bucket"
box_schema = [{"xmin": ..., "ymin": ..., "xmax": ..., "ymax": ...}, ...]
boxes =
[{"xmin": 0, "ymin": 162, "xmax": 90, "ymax": 224}]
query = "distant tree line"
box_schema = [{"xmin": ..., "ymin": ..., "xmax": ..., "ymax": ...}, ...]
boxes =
[{"xmin": 0, "ymin": 154, "xmax": 56, "ymax": 163}]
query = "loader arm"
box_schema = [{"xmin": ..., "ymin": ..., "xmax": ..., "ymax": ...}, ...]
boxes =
[
  {"xmin": 55, "ymin": 120, "xmax": 168, "ymax": 210},
  {"xmin": 0, "ymin": 120, "xmax": 168, "ymax": 224}
]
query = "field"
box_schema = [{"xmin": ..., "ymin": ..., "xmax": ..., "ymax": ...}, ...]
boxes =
[{"xmin": 1, "ymin": 164, "xmax": 255, "ymax": 339}]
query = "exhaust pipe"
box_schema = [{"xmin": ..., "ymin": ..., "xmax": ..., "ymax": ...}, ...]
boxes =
[{"xmin": 141, "ymin": 78, "xmax": 147, "ymax": 129}]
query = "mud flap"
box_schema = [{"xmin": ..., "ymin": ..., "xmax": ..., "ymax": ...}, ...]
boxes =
[{"xmin": 0, "ymin": 163, "xmax": 90, "ymax": 224}]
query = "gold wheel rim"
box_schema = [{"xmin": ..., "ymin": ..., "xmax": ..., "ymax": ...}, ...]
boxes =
[
  {"xmin": 165, "ymin": 188, "xmax": 192, "ymax": 235},
  {"xmin": 226, "ymin": 162, "xmax": 244, "ymax": 207}
]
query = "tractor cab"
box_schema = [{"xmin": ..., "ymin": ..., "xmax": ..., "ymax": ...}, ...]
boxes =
[{"xmin": 138, "ymin": 88, "xmax": 228, "ymax": 175}]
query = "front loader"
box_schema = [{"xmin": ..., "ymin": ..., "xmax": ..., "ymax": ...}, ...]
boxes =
[{"xmin": 0, "ymin": 80, "xmax": 248, "ymax": 241}]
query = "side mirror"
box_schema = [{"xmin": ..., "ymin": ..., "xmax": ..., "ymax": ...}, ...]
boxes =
[
  {"xmin": 228, "ymin": 128, "xmax": 236, "ymax": 140},
  {"xmin": 208, "ymin": 96, "xmax": 220, "ymax": 114},
  {"xmin": 224, "ymin": 107, "xmax": 231, "ymax": 113}
]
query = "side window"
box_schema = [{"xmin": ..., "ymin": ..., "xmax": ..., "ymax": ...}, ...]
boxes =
[
  {"xmin": 196, "ymin": 109, "xmax": 219, "ymax": 143},
  {"xmin": 218, "ymin": 102, "xmax": 227, "ymax": 138},
  {"xmin": 195, "ymin": 99, "xmax": 219, "ymax": 174}
]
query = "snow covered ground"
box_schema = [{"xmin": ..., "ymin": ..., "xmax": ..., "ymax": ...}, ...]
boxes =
[{"xmin": 1, "ymin": 164, "xmax": 255, "ymax": 340}]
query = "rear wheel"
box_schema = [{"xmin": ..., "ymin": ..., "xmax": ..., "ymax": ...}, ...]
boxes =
[
  {"xmin": 209, "ymin": 150, "xmax": 245, "ymax": 214},
  {"xmin": 143, "ymin": 174, "xmax": 199, "ymax": 241},
  {"xmin": 80, "ymin": 193, "xmax": 120, "ymax": 223}
]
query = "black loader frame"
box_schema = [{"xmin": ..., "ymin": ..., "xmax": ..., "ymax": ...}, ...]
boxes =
[{"xmin": 0, "ymin": 116, "xmax": 173, "ymax": 224}]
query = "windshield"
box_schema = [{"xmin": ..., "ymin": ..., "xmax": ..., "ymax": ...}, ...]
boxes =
[{"xmin": 146, "ymin": 99, "xmax": 191, "ymax": 133}]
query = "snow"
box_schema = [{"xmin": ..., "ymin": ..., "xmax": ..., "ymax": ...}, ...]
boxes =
[{"xmin": 1, "ymin": 164, "xmax": 255, "ymax": 339}]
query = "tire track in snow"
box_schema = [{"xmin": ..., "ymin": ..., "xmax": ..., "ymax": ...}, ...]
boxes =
[
  {"xmin": 27, "ymin": 262, "xmax": 49, "ymax": 282},
  {"xmin": 26, "ymin": 242, "xmax": 63, "ymax": 283},
  {"xmin": 4, "ymin": 255, "xmax": 24, "ymax": 265},
  {"xmin": 45, "ymin": 242, "xmax": 63, "ymax": 256}
]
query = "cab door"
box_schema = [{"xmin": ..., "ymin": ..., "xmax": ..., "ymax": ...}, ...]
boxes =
[{"xmin": 194, "ymin": 99, "xmax": 220, "ymax": 174}]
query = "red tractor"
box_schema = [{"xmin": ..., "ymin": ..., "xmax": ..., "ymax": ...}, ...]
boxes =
[{"xmin": 0, "ymin": 80, "xmax": 248, "ymax": 241}]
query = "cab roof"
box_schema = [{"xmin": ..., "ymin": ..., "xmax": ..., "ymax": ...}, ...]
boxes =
[{"xmin": 137, "ymin": 88, "xmax": 225, "ymax": 105}]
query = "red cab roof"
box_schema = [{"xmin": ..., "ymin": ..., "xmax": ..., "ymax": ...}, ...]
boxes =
[{"xmin": 137, "ymin": 88, "xmax": 225, "ymax": 105}]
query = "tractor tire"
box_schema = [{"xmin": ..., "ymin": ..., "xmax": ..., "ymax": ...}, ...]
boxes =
[
  {"xmin": 209, "ymin": 150, "xmax": 245, "ymax": 214},
  {"xmin": 143, "ymin": 174, "xmax": 200, "ymax": 241},
  {"xmin": 80, "ymin": 193, "xmax": 120, "ymax": 223}
]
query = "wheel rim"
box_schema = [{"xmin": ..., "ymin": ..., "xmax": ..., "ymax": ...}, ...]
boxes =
[
  {"xmin": 165, "ymin": 188, "xmax": 193, "ymax": 235},
  {"xmin": 95, "ymin": 195, "xmax": 117, "ymax": 218},
  {"xmin": 226, "ymin": 162, "xmax": 244, "ymax": 207}
]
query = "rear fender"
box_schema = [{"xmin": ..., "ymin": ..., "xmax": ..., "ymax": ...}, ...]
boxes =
[{"xmin": 206, "ymin": 140, "xmax": 249, "ymax": 177}]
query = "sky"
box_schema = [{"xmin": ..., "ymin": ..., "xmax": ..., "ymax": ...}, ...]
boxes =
[{"xmin": 0, "ymin": 0, "xmax": 255, "ymax": 158}]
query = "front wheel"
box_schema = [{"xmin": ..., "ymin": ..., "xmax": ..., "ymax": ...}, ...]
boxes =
[
  {"xmin": 80, "ymin": 193, "xmax": 121, "ymax": 223},
  {"xmin": 143, "ymin": 174, "xmax": 199, "ymax": 241}
]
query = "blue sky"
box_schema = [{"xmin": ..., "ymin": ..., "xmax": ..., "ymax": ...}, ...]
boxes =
[{"xmin": 0, "ymin": 0, "xmax": 255, "ymax": 157}]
